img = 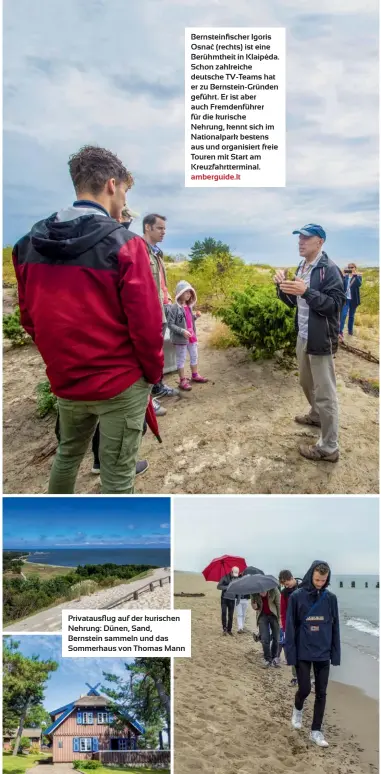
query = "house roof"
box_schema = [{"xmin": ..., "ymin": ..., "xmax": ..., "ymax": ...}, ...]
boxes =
[
  {"xmin": 5, "ymin": 729, "xmax": 42, "ymax": 738},
  {"xmin": 46, "ymin": 685, "xmax": 145, "ymax": 737},
  {"xmin": 74, "ymin": 697, "xmax": 109, "ymax": 707}
]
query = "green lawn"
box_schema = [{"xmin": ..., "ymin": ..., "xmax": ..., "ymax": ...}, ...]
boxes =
[
  {"xmin": 22, "ymin": 563, "xmax": 75, "ymax": 580},
  {"xmin": 3, "ymin": 753, "xmax": 48, "ymax": 774}
]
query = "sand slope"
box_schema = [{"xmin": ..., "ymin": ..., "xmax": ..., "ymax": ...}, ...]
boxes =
[
  {"xmin": 3, "ymin": 315, "xmax": 379, "ymax": 495},
  {"xmin": 174, "ymin": 573, "xmax": 378, "ymax": 774}
]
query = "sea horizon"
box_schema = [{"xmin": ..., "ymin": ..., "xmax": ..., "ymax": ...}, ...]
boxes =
[{"xmin": 4, "ymin": 547, "xmax": 171, "ymax": 568}]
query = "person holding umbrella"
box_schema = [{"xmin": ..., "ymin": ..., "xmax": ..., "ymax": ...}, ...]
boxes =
[
  {"xmin": 251, "ymin": 583, "xmax": 281, "ymax": 668},
  {"xmin": 202, "ymin": 555, "xmax": 247, "ymax": 637},
  {"xmin": 235, "ymin": 566, "xmax": 264, "ymax": 634},
  {"xmin": 218, "ymin": 566, "xmax": 240, "ymax": 636}
]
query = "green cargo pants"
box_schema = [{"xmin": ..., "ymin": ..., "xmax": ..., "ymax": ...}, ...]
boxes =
[{"xmin": 48, "ymin": 378, "xmax": 151, "ymax": 495}]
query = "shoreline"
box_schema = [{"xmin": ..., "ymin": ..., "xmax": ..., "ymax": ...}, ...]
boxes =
[{"xmin": 174, "ymin": 571, "xmax": 379, "ymax": 773}]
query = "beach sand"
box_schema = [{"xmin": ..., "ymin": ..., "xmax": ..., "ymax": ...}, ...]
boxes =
[{"xmin": 174, "ymin": 572, "xmax": 379, "ymax": 774}]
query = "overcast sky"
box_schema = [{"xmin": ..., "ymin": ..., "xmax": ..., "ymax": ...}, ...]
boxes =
[
  {"xmin": 173, "ymin": 496, "xmax": 379, "ymax": 574},
  {"xmin": 3, "ymin": 0, "xmax": 379, "ymax": 265}
]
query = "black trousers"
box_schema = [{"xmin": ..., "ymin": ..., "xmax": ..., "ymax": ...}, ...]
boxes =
[
  {"xmin": 295, "ymin": 660, "xmax": 330, "ymax": 731},
  {"xmin": 258, "ymin": 613, "xmax": 280, "ymax": 661},
  {"xmin": 221, "ymin": 597, "xmax": 235, "ymax": 633}
]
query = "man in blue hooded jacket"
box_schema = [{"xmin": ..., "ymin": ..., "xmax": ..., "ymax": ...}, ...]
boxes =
[{"xmin": 285, "ymin": 560, "xmax": 340, "ymax": 748}]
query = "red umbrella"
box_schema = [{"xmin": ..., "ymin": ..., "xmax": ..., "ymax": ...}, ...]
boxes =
[
  {"xmin": 202, "ymin": 555, "xmax": 247, "ymax": 582},
  {"xmin": 145, "ymin": 397, "xmax": 162, "ymax": 444}
]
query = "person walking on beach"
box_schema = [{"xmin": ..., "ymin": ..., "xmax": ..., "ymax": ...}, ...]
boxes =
[
  {"xmin": 274, "ymin": 224, "xmax": 345, "ymax": 463},
  {"xmin": 251, "ymin": 586, "xmax": 281, "ymax": 668},
  {"xmin": 234, "ymin": 568, "xmax": 250, "ymax": 634},
  {"xmin": 279, "ymin": 570, "xmax": 302, "ymax": 685},
  {"xmin": 217, "ymin": 566, "xmax": 239, "ymax": 636},
  {"xmin": 143, "ymin": 213, "xmax": 179, "ymax": 400},
  {"xmin": 285, "ymin": 560, "xmax": 341, "ymax": 748},
  {"xmin": 167, "ymin": 280, "xmax": 208, "ymax": 391},
  {"xmin": 13, "ymin": 145, "xmax": 163, "ymax": 494},
  {"xmin": 339, "ymin": 262, "xmax": 363, "ymax": 340}
]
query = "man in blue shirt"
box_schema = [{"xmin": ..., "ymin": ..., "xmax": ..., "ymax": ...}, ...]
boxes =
[{"xmin": 339, "ymin": 263, "xmax": 363, "ymax": 339}]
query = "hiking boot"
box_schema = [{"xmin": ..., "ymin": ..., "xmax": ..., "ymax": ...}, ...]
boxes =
[
  {"xmin": 227, "ymin": 631, "xmax": 233, "ymax": 636},
  {"xmin": 291, "ymin": 707, "xmax": 303, "ymax": 730},
  {"xmin": 91, "ymin": 461, "xmax": 100, "ymax": 475},
  {"xmin": 222, "ymin": 630, "xmax": 227, "ymax": 636},
  {"xmin": 294, "ymin": 414, "xmax": 321, "ymax": 427},
  {"xmin": 309, "ymin": 731, "xmax": 329, "ymax": 748},
  {"xmin": 237, "ymin": 629, "xmax": 244, "ymax": 634},
  {"xmin": 261, "ymin": 660, "xmax": 272, "ymax": 669},
  {"xmin": 299, "ymin": 444, "xmax": 339, "ymax": 463},
  {"xmin": 136, "ymin": 460, "xmax": 149, "ymax": 477},
  {"xmin": 290, "ymin": 678, "xmax": 298, "ymax": 687},
  {"xmin": 272, "ymin": 658, "xmax": 281, "ymax": 668},
  {"xmin": 152, "ymin": 398, "xmax": 167, "ymax": 417}
]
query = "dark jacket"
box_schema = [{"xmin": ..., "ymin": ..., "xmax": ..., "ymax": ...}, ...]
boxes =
[
  {"xmin": 344, "ymin": 273, "xmax": 362, "ymax": 308},
  {"xmin": 13, "ymin": 201, "xmax": 164, "ymax": 400},
  {"xmin": 217, "ymin": 573, "xmax": 236, "ymax": 601},
  {"xmin": 285, "ymin": 560, "xmax": 341, "ymax": 666},
  {"xmin": 277, "ymin": 252, "xmax": 345, "ymax": 355}
]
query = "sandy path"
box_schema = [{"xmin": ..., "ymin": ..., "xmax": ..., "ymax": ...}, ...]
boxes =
[
  {"xmin": 3, "ymin": 315, "xmax": 379, "ymax": 494},
  {"xmin": 174, "ymin": 573, "xmax": 379, "ymax": 774},
  {"xmin": 4, "ymin": 568, "xmax": 170, "ymax": 632}
]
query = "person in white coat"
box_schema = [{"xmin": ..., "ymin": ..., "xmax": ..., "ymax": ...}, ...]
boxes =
[{"xmin": 235, "ymin": 571, "xmax": 250, "ymax": 633}]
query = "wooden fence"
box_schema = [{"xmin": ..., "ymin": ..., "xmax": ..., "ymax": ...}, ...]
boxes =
[
  {"xmin": 94, "ymin": 749, "xmax": 170, "ymax": 767},
  {"xmin": 104, "ymin": 574, "xmax": 171, "ymax": 609}
]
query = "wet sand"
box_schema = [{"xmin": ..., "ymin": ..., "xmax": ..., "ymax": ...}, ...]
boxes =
[{"xmin": 174, "ymin": 572, "xmax": 379, "ymax": 774}]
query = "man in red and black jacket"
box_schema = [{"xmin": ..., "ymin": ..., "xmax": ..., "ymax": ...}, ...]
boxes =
[
  {"xmin": 13, "ymin": 145, "xmax": 164, "ymax": 494},
  {"xmin": 279, "ymin": 570, "xmax": 302, "ymax": 684}
]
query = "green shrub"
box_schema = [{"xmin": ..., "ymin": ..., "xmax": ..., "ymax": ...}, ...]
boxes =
[
  {"xmin": 19, "ymin": 736, "xmax": 31, "ymax": 751},
  {"xmin": 73, "ymin": 760, "xmax": 101, "ymax": 769},
  {"xmin": 217, "ymin": 285, "xmax": 297, "ymax": 360},
  {"xmin": 36, "ymin": 380, "xmax": 57, "ymax": 418},
  {"xmin": 3, "ymin": 307, "xmax": 30, "ymax": 346}
]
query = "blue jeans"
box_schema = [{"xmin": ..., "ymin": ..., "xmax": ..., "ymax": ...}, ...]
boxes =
[{"xmin": 340, "ymin": 301, "xmax": 356, "ymax": 335}]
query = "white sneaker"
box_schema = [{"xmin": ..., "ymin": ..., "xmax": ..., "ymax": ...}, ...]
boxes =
[
  {"xmin": 309, "ymin": 731, "xmax": 329, "ymax": 748},
  {"xmin": 291, "ymin": 707, "xmax": 303, "ymax": 730}
]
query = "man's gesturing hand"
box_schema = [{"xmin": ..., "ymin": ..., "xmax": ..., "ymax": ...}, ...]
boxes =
[
  {"xmin": 279, "ymin": 278, "xmax": 307, "ymax": 296},
  {"xmin": 274, "ymin": 269, "xmax": 287, "ymax": 285}
]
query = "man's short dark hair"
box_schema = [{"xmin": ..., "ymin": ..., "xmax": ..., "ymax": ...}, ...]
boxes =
[
  {"xmin": 68, "ymin": 145, "xmax": 134, "ymax": 195},
  {"xmin": 142, "ymin": 214, "xmax": 167, "ymax": 232},
  {"xmin": 315, "ymin": 563, "xmax": 330, "ymax": 576},
  {"xmin": 279, "ymin": 569, "xmax": 293, "ymax": 583}
]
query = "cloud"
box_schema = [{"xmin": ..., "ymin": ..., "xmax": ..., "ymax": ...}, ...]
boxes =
[
  {"xmin": 160, "ymin": 523, "xmax": 170, "ymax": 529},
  {"xmin": 3, "ymin": 0, "xmax": 379, "ymax": 264}
]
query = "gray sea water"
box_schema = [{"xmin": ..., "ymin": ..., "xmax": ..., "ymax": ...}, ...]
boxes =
[
  {"xmin": 12, "ymin": 547, "xmax": 170, "ymax": 568},
  {"xmin": 330, "ymin": 575, "xmax": 379, "ymax": 699}
]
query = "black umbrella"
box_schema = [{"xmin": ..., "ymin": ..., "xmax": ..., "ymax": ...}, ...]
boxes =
[
  {"xmin": 243, "ymin": 566, "xmax": 264, "ymax": 576},
  {"xmin": 224, "ymin": 573, "xmax": 278, "ymax": 599}
]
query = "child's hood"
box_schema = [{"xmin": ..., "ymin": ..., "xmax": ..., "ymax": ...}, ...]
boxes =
[{"xmin": 175, "ymin": 280, "xmax": 197, "ymax": 306}]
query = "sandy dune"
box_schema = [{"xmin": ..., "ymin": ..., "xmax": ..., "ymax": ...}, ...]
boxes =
[{"xmin": 174, "ymin": 573, "xmax": 378, "ymax": 774}]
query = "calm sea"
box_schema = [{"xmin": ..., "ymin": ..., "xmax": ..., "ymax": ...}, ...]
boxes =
[
  {"xmin": 331, "ymin": 574, "xmax": 379, "ymax": 699},
  {"xmin": 8, "ymin": 548, "xmax": 170, "ymax": 568}
]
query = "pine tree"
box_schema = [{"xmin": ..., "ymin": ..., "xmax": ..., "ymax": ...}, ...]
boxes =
[{"xmin": 3, "ymin": 638, "xmax": 58, "ymax": 756}]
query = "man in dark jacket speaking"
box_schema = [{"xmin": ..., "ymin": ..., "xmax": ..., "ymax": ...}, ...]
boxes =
[
  {"xmin": 274, "ymin": 224, "xmax": 345, "ymax": 463},
  {"xmin": 13, "ymin": 145, "xmax": 164, "ymax": 494},
  {"xmin": 285, "ymin": 560, "xmax": 341, "ymax": 748}
]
